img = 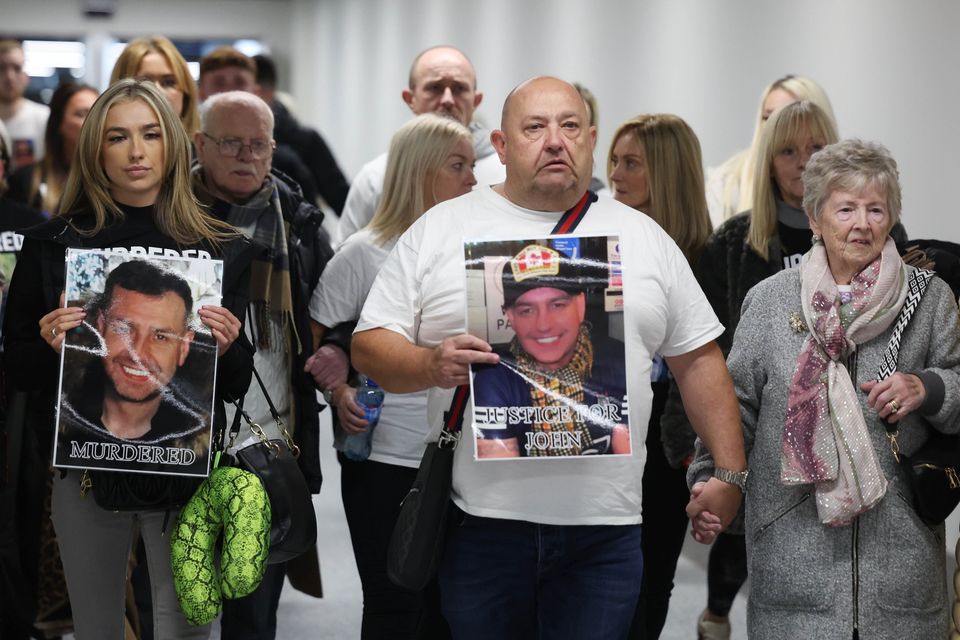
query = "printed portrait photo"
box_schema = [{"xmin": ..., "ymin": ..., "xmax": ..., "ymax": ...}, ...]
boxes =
[
  {"xmin": 53, "ymin": 250, "xmax": 223, "ymax": 477},
  {"xmin": 464, "ymin": 234, "xmax": 630, "ymax": 460}
]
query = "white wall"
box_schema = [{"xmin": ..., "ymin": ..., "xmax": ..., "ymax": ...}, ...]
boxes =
[
  {"xmin": 5, "ymin": 0, "xmax": 959, "ymax": 241},
  {"xmin": 290, "ymin": 0, "xmax": 960, "ymax": 242}
]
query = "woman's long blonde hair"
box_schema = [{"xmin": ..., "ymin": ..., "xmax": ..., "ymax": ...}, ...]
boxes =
[
  {"xmin": 367, "ymin": 114, "xmax": 472, "ymax": 246},
  {"xmin": 607, "ymin": 114, "xmax": 712, "ymax": 267},
  {"xmin": 720, "ymin": 75, "xmax": 837, "ymax": 221},
  {"xmin": 747, "ymin": 100, "xmax": 839, "ymax": 259},
  {"xmin": 58, "ymin": 79, "xmax": 235, "ymax": 245},
  {"xmin": 110, "ymin": 36, "xmax": 200, "ymax": 135}
]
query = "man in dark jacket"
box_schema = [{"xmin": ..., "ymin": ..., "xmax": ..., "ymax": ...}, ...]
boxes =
[
  {"xmin": 192, "ymin": 89, "xmax": 333, "ymax": 640},
  {"xmin": 254, "ymin": 54, "xmax": 349, "ymax": 216}
]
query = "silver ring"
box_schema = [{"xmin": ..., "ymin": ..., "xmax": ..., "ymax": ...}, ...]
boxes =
[{"xmin": 51, "ymin": 326, "xmax": 58, "ymax": 338}]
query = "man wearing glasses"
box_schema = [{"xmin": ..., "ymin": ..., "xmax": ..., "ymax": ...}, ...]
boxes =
[
  {"xmin": 197, "ymin": 46, "xmax": 320, "ymax": 206},
  {"xmin": 191, "ymin": 90, "xmax": 333, "ymax": 640}
]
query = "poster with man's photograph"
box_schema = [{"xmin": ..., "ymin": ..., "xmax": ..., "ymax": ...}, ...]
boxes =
[
  {"xmin": 53, "ymin": 250, "xmax": 224, "ymax": 477},
  {"xmin": 465, "ymin": 234, "xmax": 630, "ymax": 460}
]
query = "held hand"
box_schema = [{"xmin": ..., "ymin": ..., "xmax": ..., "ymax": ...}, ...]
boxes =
[
  {"xmin": 427, "ymin": 334, "xmax": 499, "ymax": 388},
  {"xmin": 199, "ymin": 306, "xmax": 241, "ymax": 356},
  {"xmin": 686, "ymin": 481, "xmax": 723, "ymax": 544},
  {"xmin": 686, "ymin": 478, "xmax": 741, "ymax": 544},
  {"xmin": 39, "ymin": 292, "xmax": 85, "ymax": 354},
  {"xmin": 861, "ymin": 373, "xmax": 926, "ymax": 423},
  {"xmin": 333, "ymin": 384, "xmax": 369, "ymax": 435},
  {"xmin": 304, "ymin": 344, "xmax": 349, "ymax": 390}
]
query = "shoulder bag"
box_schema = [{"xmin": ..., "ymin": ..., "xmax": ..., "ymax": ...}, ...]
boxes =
[
  {"xmin": 880, "ymin": 267, "xmax": 960, "ymax": 526},
  {"xmin": 226, "ymin": 367, "xmax": 317, "ymax": 564},
  {"xmin": 386, "ymin": 384, "xmax": 468, "ymax": 591}
]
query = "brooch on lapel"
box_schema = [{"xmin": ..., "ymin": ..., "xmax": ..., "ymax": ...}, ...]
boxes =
[{"xmin": 789, "ymin": 312, "xmax": 807, "ymax": 334}]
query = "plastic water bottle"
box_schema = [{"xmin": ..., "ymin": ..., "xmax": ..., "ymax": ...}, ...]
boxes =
[{"xmin": 340, "ymin": 376, "xmax": 385, "ymax": 461}]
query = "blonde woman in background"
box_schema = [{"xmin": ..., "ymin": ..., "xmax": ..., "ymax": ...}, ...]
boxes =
[
  {"xmin": 110, "ymin": 35, "xmax": 201, "ymax": 136},
  {"xmin": 706, "ymin": 75, "xmax": 836, "ymax": 226},
  {"xmin": 306, "ymin": 113, "xmax": 476, "ymax": 639},
  {"xmin": 606, "ymin": 113, "xmax": 712, "ymax": 639}
]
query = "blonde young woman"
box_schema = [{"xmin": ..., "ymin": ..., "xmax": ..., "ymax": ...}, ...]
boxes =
[
  {"xmin": 607, "ymin": 114, "xmax": 712, "ymax": 640},
  {"xmin": 706, "ymin": 75, "xmax": 836, "ymax": 226},
  {"xmin": 110, "ymin": 35, "xmax": 201, "ymax": 135},
  {"xmin": 305, "ymin": 113, "xmax": 475, "ymax": 638},
  {"xmin": 2, "ymin": 79, "xmax": 250, "ymax": 639}
]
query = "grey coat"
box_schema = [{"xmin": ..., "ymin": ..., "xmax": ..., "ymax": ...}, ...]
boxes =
[{"xmin": 690, "ymin": 266, "xmax": 960, "ymax": 639}]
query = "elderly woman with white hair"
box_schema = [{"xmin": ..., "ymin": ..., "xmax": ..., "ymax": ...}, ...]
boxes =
[{"xmin": 690, "ymin": 139, "xmax": 960, "ymax": 639}]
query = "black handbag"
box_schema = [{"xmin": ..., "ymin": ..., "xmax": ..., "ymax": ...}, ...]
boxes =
[
  {"xmin": 227, "ymin": 367, "xmax": 317, "ymax": 564},
  {"xmin": 386, "ymin": 384, "xmax": 468, "ymax": 591},
  {"xmin": 880, "ymin": 268, "xmax": 960, "ymax": 526}
]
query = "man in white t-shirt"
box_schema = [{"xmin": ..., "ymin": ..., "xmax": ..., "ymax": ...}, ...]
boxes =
[
  {"xmin": 335, "ymin": 45, "xmax": 505, "ymax": 244},
  {"xmin": 0, "ymin": 40, "xmax": 50, "ymax": 169},
  {"xmin": 353, "ymin": 76, "xmax": 747, "ymax": 638}
]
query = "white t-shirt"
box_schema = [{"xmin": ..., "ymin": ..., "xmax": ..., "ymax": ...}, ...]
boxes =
[
  {"xmin": 336, "ymin": 140, "xmax": 506, "ymax": 245},
  {"xmin": 356, "ymin": 186, "xmax": 723, "ymax": 525},
  {"xmin": 309, "ymin": 228, "xmax": 430, "ymax": 467},
  {"xmin": 3, "ymin": 99, "xmax": 49, "ymax": 169}
]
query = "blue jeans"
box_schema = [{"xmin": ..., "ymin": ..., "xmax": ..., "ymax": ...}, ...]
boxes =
[{"xmin": 439, "ymin": 507, "xmax": 643, "ymax": 640}]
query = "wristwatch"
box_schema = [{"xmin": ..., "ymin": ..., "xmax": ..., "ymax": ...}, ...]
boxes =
[{"xmin": 714, "ymin": 467, "xmax": 749, "ymax": 494}]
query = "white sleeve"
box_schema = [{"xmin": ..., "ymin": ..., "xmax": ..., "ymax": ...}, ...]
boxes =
[
  {"xmin": 308, "ymin": 242, "xmax": 368, "ymax": 328},
  {"xmin": 336, "ymin": 163, "xmax": 381, "ymax": 245},
  {"xmin": 705, "ymin": 165, "xmax": 726, "ymax": 229},
  {"xmin": 658, "ymin": 236, "xmax": 724, "ymax": 357},
  {"xmin": 356, "ymin": 225, "xmax": 423, "ymax": 343}
]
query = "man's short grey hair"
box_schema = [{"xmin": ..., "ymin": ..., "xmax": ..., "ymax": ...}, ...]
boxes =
[
  {"xmin": 198, "ymin": 90, "xmax": 275, "ymax": 134},
  {"xmin": 803, "ymin": 138, "xmax": 902, "ymax": 226}
]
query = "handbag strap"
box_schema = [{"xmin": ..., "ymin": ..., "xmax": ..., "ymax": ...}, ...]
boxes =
[
  {"xmin": 227, "ymin": 367, "xmax": 299, "ymax": 457},
  {"xmin": 551, "ymin": 191, "xmax": 597, "ymax": 235},
  {"xmin": 877, "ymin": 267, "xmax": 935, "ymax": 381},
  {"xmin": 879, "ymin": 267, "xmax": 935, "ymax": 454}
]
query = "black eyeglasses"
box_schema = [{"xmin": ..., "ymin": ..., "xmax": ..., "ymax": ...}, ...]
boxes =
[{"xmin": 201, "ymin": 132, "xmax": 275, "ymax": 160}]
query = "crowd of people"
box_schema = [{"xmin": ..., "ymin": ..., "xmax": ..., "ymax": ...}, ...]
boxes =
[{"xmin": 1, "ymin": 33, "xmax": 959, "ymax": 640}]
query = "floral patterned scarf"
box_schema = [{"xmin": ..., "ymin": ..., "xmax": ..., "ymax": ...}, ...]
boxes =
[{"xmin": 782, "ymin": 237, "xmax": 906, "ymax": 525}]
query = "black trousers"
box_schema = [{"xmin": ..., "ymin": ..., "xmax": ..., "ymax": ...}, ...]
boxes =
[
  {"xmin": 706, "ymin": 531, "xmax": 747, "ymax": 617},
  {"xmin": 220, "ymin": 561, "xmax": 287, "ymax": 640},
  {"xmin": 339, "ymin": 454, "xmax": 449, "ymax": 640},
  {"xmin": 629, "ymin": 382, "xmax": 691, "ymax": 639}
]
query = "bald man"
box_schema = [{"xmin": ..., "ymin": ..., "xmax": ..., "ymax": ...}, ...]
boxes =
[
  {"xmin": 335, "ymin": 45, "xmax": 506, "ymax": 243},
  {"xmin": 352, "ymin": 77, "xmax": 746, "ymax": 637}
]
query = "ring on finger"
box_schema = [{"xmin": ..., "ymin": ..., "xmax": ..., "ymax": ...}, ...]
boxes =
[
  {"xmin": 887, "ymin": 399, "xmax": 901, "ymax": 413},
  {"xmin": 51, "ymin": 326, "xmax": 58, "ymax": 338}
]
